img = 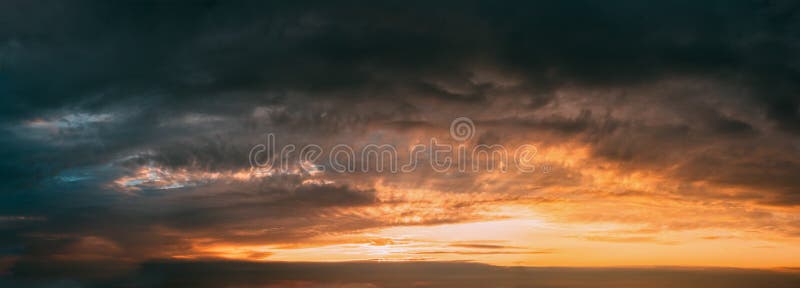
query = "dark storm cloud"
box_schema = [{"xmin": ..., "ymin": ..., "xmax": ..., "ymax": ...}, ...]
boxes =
[
  {"xmin": 3, "ymin": 176, "xmax": 380, "ymax": 260},
  {"xmin": 1, "ymin": 0, "xmax": 797, "ymax": 172},
  {"xmin": 1, "ymin": 0, "xmax": 799, "ymax": 123}
]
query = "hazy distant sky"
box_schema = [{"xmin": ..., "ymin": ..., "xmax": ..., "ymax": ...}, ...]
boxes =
[{"xmin": 2, "ymin": 1, "xmax": 800, "ymax": 287}]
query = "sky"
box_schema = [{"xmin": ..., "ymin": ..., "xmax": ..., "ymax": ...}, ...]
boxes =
[{"xmin": 2, "ymin": 0, "xmax": 800, "ymax": 287}]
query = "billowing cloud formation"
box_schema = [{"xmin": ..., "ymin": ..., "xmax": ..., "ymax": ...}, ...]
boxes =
[{"xmin": 2, "ymin": 0, "xmax": 800, "ymax": 286}]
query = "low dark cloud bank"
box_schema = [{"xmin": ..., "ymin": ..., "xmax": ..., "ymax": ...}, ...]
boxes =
[{"xmin": 5, "ymin": 260, "xmax": 800, "ymax": 288}]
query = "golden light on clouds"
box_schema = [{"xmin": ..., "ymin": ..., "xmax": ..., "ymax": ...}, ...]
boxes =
[{"xmin": 156, "ymin": 141, "xmax": 800, "ymax": 268}]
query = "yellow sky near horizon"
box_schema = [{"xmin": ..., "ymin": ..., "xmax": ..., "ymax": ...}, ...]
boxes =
[
  {"xmin": 152, "ymin": 143, "xmax": 800, "ymax": 268},
  {"xmin": 108, "ymin": 124, "xmax": 800, "ymax": 268}
]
